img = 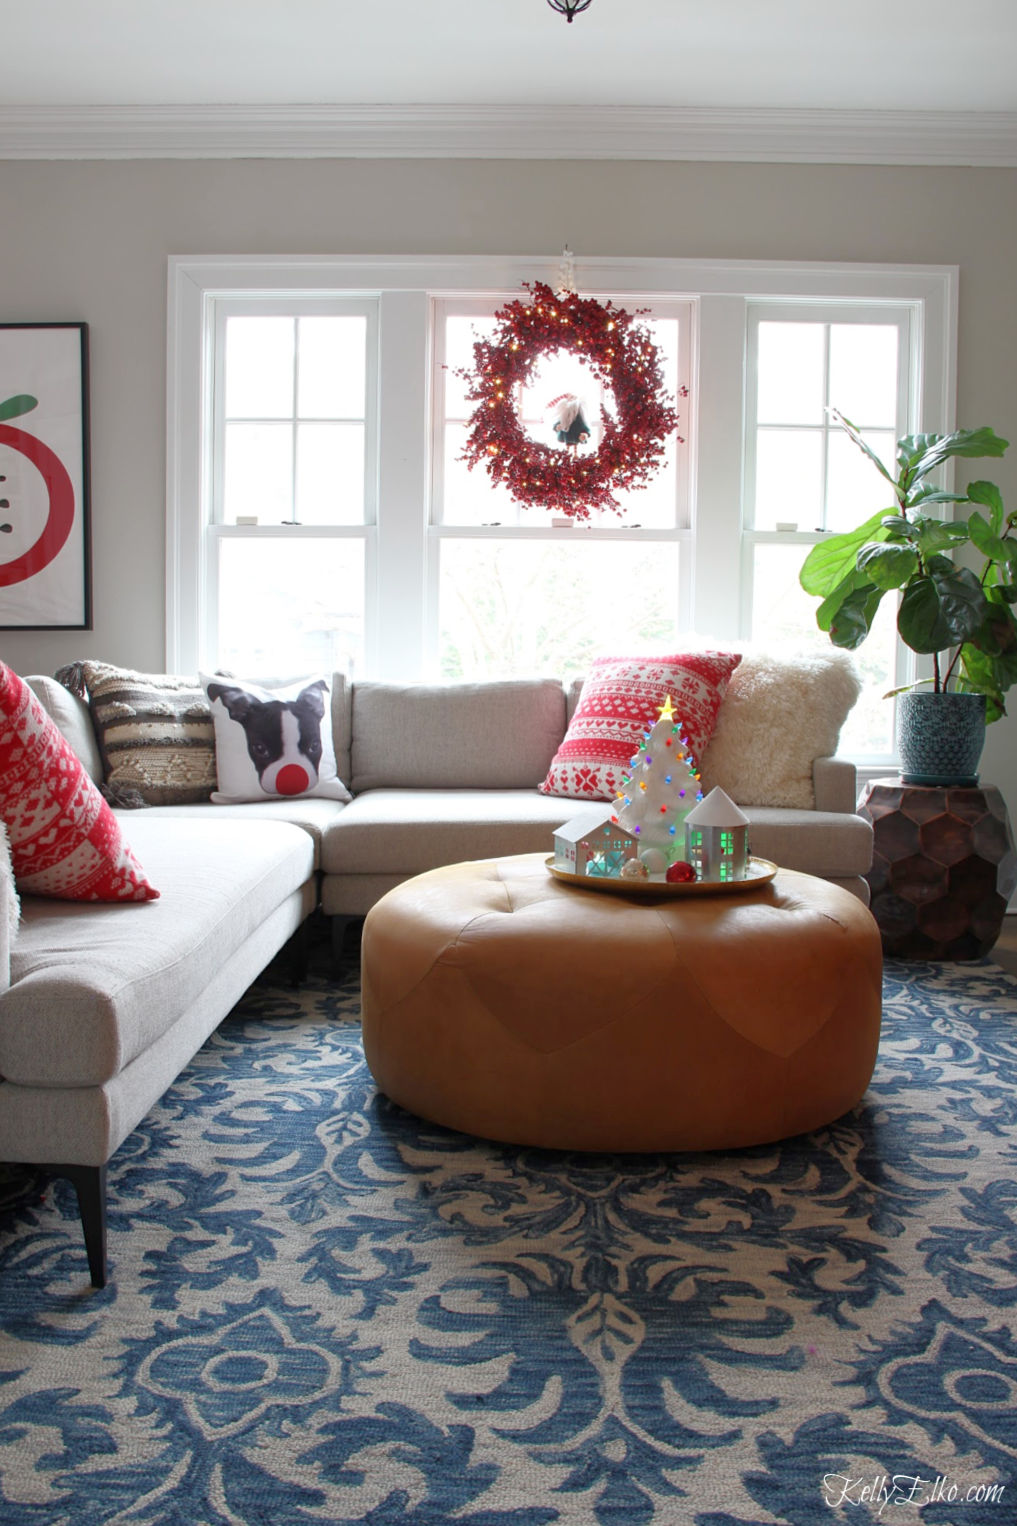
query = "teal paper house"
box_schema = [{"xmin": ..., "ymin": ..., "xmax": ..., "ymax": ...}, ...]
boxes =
[{"xmin": 554, "ymin": 809, "xmax": 638, "ymax": 877}]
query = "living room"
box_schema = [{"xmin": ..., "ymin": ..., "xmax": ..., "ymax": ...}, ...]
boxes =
[{"xmin": 2, "ymin": 2, "xmax": 1016, "ymax": 1521}]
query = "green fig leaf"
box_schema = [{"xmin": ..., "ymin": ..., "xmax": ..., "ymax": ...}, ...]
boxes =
[
  {"xmin": 856, "ymin": 541, "xmax": 919, "ymax": 590},
  {"xmin": 798, "ymin": 509, "xmax": 890, "ymax": 597},
  {"xmin": 965, "ymin": 479, "xmax": 1006, "ymax": 535},
  {"xmin": 912, "ymin": 518, "xmax": 970, "ymax": 558},
  {"xmin": 968, "ymin": 510, "xmax": 1010, "ymax": 563},
  {"xmin": 828, "ymin": 410, "xmax": 897, "ymax": 486},
  {"xmin": 957, "ymin": 639, "xmax": 1017, "ymax": 722},
  {"xmin": 899, "ymin": 427, "xmax": 1009, "ymax": 488},
  {"xmin": 823, "ymin": 580, "xmax": 884, "ymax": 649},
  {"xmin": 910, "ymin": 487, "xmax": 969, "ymax": 507},
  {"xmin": 898, "ymin": 565, "xmax": 986, "ymax": 654}
]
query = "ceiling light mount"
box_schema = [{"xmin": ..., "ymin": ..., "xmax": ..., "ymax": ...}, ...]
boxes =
[{"xmin": 547, "ymin": 0, "xmax": 593, "ymax": 21}]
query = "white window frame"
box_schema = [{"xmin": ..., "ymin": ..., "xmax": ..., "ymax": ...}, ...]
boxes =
[
  {"xmin": 743, "ymin": 301, "xmax": 915, "ymax": 538},
  {"xmin": 167, "ymin": 256, "xmax": 957, "ymax": 725},
  {"xmin": 742, "ymin": 300, "xmax": 920, "ymax": 751},
  {"xmin": 204, "ymin": 294, "xmax": 379, "ymax": 674}
]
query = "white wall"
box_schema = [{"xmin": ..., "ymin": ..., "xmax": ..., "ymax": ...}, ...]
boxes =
[{"xmin": 2, "ymin": 155, "xmax": 1016, "ymax": 837}]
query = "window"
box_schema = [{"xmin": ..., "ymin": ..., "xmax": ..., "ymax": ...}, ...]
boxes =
[
  {"xmin": 202, "ymin": 300, "xmax": 376, "ymax": 677},
  {"xmin": 431, "ymin": 299, "xmax": 692, "ymax": 679},
  {"xmin": 744, "ymin": 307, "xmax": 914, "ymax": 758},
  {"xmin": 168, "ymin": 256, "xmax": 956, "ymax": 766},
  {"xmin": 220, "ymin": 312, "xmax": 370, "ymax": 528}
]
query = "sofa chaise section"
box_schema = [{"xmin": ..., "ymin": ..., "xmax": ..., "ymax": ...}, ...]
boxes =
[{"xmin": 0, "ymin": 815, "xmax": 315, "ymax": 1286}]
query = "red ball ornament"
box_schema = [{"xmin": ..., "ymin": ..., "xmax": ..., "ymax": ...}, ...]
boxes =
[
  {"xmin": 456, "ymin": 280, "xmax": 685, "ymax": 521},
  {"xmin": 665, "ymin": 860, "xmax": 697, "ymax": 884}
]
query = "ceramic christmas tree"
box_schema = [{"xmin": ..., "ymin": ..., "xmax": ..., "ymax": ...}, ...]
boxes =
[{"xmin": 615, "ymin": 695, "xmax": 704, "ymax": 868}]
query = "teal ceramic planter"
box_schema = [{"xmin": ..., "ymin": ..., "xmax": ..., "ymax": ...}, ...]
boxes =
[{"xmin": 897, "ymin": 691, "xmax": 986, "ymax": 786}]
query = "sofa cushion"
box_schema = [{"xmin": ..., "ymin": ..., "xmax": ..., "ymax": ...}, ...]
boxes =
[
  {"xmin": 350, "ymin": 680, "xmax": 567, "ymax": 792},
  {"xmin": 25, "ymin": 674, "xmax": 104, "ymax": 782},
  {"xmin": 540, "ymin": 651, "xmax": 740, "ymax": 802},
  {"xmin": 740, "ymin": 806, "xmax": 873, "ymax": 880},
  {"xmin": 137, "ymin": 796, "xmax": 344, "ymax": 869},
  {"xmin": 203, "ymin": 672, "xmax": 351, "ymax": 804},
  {"xmin": 0, "ymin": 662, "xmax": 159, "ymax": 903},
  {"xmin": 322, "ymin": 789, "xmax": 575, "ymax": 876},
  {"xmin": 328, "ymin": 671, "xmax": 353, "ymax": 792},
  {"xmin": 700, "ymin": 649, "xmax": 861, "ymax": 809},
  {"xmin": 1, "ymin": 816, "xmax": 314, "ymax": 1087},
  {"xmin": 812, "ymin": 756, "xmax": 859, "ymax": 815},
  {"xmin": 55, "ymin": 660, "xmax": 217, "ymax": 807}
]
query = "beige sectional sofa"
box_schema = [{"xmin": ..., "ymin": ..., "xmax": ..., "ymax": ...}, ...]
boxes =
[{"xmin": 1, "ymin": 659, "xmax": 874, "ymax": 1287}]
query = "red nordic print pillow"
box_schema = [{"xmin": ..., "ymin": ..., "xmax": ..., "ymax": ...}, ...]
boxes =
[
  {"xmin": 540, "ymin": 651, "xmax": 741, "ymax": 802},
  {"xmin": 0, "ymin": 661, "xmax": 159, "ymax": 901}
]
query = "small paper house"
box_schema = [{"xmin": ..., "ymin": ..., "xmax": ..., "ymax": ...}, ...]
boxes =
[
  {"xmin": 684, "ymin": 787, "xmax": 750, "ymax": 882},
  {"xmin": 554, "ymin": 809, "xmax": 638, "ymax": 877}
]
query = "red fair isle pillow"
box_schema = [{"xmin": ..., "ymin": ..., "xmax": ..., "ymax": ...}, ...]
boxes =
[
  {"xmin": 0, "ymin": 662, "xmax": 159, "ymax": 902},
  {"xmin": 540, "ymin": 651, "xmax": 741, "ymax": 802}
]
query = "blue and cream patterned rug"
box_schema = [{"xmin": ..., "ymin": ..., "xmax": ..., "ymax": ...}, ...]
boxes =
[{"xmin": 1, "ymin": 946, "xmax": 1016, "ymax": 1525}]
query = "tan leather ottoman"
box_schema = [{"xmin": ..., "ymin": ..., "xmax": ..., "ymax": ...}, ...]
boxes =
[{"xmin": 360, "ymin": 853, "xmax": 883, "ymax": 1152}]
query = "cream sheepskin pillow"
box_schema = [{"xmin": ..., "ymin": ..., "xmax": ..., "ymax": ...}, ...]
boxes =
[
  {"xmin": 1, "ymin": 820, "xmax": 17, "ymax": 933},
  {"xmin": 1, "ymin": 819, "xmax": 19, "ymax": 990},
  {"xmin": 700, "ymin": 649, "xmax": 861, "ymax": 809}
]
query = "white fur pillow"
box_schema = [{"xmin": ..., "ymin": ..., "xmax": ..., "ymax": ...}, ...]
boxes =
[
  {"xmin": 1, "ymin": 820, "xmax": 18, "ymax": 930},
  {"xmin": 1, "ymin": 819, "xmax": 19, "ymax": 990},
  {"xmin": 699, "ymin": 649, "xmax": 861, "ymax": 809}
]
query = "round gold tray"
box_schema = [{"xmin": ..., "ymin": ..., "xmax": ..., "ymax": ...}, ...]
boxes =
[{"xmin": 544, "ymin": 855, "xmax": 778, "ymax": 897}]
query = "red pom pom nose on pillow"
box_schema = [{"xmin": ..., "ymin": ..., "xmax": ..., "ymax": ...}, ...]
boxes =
[
  {"xmin": 540, "ymin": 652, "xmax": 741, "ymax": 802},
  {"xmin": 275, "ymin": 763, "xmax": 311, "ymax": 796},
  {"xmin": 0, "ymin": 661, "xmax": 159, "ymax": 902}
]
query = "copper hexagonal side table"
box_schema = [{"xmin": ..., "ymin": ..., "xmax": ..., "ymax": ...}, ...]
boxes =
[{"xmin": 858, "ymin": 778, "xmax": 1017, "ymax": 960}]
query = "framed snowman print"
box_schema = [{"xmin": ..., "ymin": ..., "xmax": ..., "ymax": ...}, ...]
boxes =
[{"xmin": 0, "ymin": 322, "xmax": 91, "ymax": 629}]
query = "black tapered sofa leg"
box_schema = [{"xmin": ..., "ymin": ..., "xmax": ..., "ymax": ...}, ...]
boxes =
[
  {"xmin": 287, "ymin": 920, "xmax": 310, "ymax": 987},
  {"xmin": 330, "ymin": 913, "xmax": 358, "ymax": 974},
  {"xmin": 45, "ymin": 1163, "xmax": 108, "ymax": 1288}
]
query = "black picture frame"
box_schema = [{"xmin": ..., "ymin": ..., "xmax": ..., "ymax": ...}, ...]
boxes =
[{"xmin": 0, "ymin": 321, "xmax": 92, "ymax": 630}]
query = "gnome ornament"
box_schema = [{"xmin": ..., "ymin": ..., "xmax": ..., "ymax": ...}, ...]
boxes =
[{"xmin": 548, "ymin": 393, "xmax": 592, "ymax": 447}]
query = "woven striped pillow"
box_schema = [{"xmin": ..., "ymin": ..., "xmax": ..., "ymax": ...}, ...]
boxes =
[{"xmin": 57, "ymin": 661, "xmax": 217, "ymax": 808}]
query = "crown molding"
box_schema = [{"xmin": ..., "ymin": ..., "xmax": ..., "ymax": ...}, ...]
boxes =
[{"xmin": 2, "ymin": 103, "xmax": 1017, "ymax": 166}]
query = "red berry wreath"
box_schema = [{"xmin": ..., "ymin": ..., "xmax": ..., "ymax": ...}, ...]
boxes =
[{"xmin": 457, "ymin": 281, "xmax": 684, "ymax": 522}]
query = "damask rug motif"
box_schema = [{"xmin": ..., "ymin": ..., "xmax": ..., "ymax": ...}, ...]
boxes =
[{"xmin": 0, "ymin": 952, "xmax": 1015, "ymax": 1525}]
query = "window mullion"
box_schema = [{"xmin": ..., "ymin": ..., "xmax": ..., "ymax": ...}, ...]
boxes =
[
  {"xmin": 204, "ymin": 304, "xmax": 229, "ymax": 667},
  {"xmin": 290, "ymin": 316, "xmax": 300, "ymax": 525},
  {"xmin": 375, "ymin": 290, "xmax": 431, "ymax": 680},
  {"xmin": 821, "ymin": 322, "xmax": 832, "ymax": 531},
  {"xmin": 694, "ymin": 295, "xmax": 747, "ymax": 641}
]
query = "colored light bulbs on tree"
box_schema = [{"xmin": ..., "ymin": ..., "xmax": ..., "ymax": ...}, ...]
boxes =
[{"xmin": 615, "ymin": 695, "xmax": 704, "ymax": 864}]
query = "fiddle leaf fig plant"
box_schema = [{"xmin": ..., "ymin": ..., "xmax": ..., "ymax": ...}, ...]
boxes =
[{"xmin": 799, "ymin": 412, "xmax": 1017, "ymax": 720}]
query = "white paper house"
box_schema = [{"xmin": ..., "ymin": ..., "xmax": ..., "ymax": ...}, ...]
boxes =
[
  {"xmin": 684, "ymin": 788, "xmax": 750, "ymax": 882},
  {"xmin": 554, "ymin": 809, "xmax": 638, "ymax": 877}
]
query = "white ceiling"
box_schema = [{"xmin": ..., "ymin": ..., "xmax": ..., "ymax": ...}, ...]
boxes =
[
  {"xmin": 4, "ymin": 0, "xmax": 1015, "ymax": 113},
  {"xmin": 3, "ymin": 1, "xmax": 1016, "ymax": 163}
]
